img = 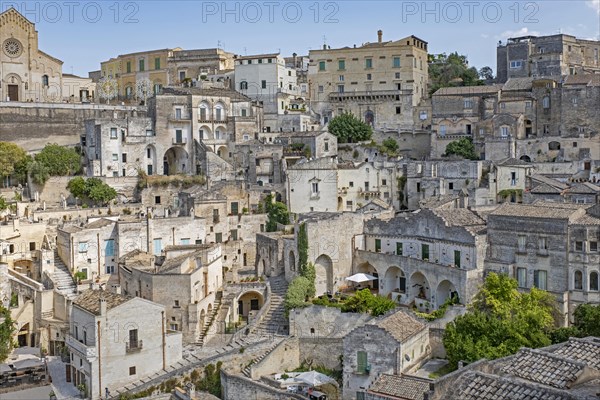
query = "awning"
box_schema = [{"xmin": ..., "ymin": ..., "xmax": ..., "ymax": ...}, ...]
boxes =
[{"xmin": 345, "ymin": 273, "xmax": 378, "ymax": 283}]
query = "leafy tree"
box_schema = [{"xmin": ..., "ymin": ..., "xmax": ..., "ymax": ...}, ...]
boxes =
[
  {"xmin": 297, "ymin": 223, "xmax": 315, "ymax": 298},
  {"xmin": 573, "ymin": 304, "xmax": 600, "ymax": 337},
  {"xmin": 67, "ymin": 177, "xmax": 117, "ymax": 206},
  {"xmin": 444, "ymin": 138, "xmax": 479, "ymax": 160},
  {"xmin": 428, "ymin": 52, "xmax": 484, "ymax": 96},
  {"xmin": 443, "ymin": 273, "xmax": 557, "ymax": 369},
  {"xmin": 381, "ymin": 138, "xmax": 399, "ymax": 154},
  {"xmin": 0, "ymin": 142, "xmax": 27, "ymax": 185},
  {"xmin": 195, "ymin": 362, "xmax": 223, "ymax": 397},
  {"xmin": 34, "ymin": 144, "xmax": 81, "ymax": 177},
  {"xmin": 0, "ymin": 304, "xmax": 16, "ymax": 362},
  {"xmin": 479, "ymin": 66, "xmax": 494, "ymax": 81},
  {"xmin": 264, "ymin": 194, "xmax": 289, "ymax": 232},
  {"xmin": 0, "ymin": 196, "xmax": 7, "ymax": 211},
  {"xmin": 328, "ymin": 112, "xmax": 373, "ymax": 143},
  {"xmin": 341, "ymin": 288, "xmax": 396, "ymax": 316},
  {"xmin": 284, "ymin": 276, "xmax": 311, "ymax": 313}
]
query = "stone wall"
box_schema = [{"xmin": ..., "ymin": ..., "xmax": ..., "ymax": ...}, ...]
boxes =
[
  {"xmin": 0, "ymin": 103, "xmax": 145, "ymax": 152},
  {"xmin": 249, "ymin": 337, "xmax": 300, "ymax": 380},
  {"xmin": 221, "ymin": 370, "xmax": 305, "ymax": 400},
  {"xmin": 299, "ymin": 337, "xmax": 344, "ymax": 370},
  {"xmin": 288, "ymin": 305, "xmax": 372, "ymax": 338}
]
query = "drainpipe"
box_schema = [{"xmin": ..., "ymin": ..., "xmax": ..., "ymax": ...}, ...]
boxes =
[
  {"xmin": 161, "ymin": 311, "xmax": 166, "ymax": 370},
  {"xmin": 172, "ymin": 227, "xmax": 175, "ymax": 246},
  {"xmin": 97, "ymin": 320, "xmax": 102, "ymax": 399},
  {"xmin": 97, "ymin": 233, "xmax": 101, "ymax": 277}
]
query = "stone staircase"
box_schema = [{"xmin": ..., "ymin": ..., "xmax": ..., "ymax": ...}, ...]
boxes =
[
  {"xmin": 242, "ymin": 338, "xmax": 283, "ymax": 378},
  {"xmin": 51, "ymin": 249, "xmax": 78, "ymax": 300},
  {"xmin": 197, "ymin": 292, "xmax": 223, "ymax": 346},
  {"xmin": 254, "ymin": 275, "xmax": 289, "ymax": 337}
]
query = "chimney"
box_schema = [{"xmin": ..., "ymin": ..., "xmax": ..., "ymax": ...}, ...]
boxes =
[
  {"xmin": 99, "ymin": 297, "xmax": 107, "ymax": 316},
  {"xmin": 378, "ymin": 30, "xmax": 383, "ymax": 43}
]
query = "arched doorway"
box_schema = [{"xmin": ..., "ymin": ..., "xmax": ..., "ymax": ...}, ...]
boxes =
[
  {"xmin": 338, "ymin": 196, "xmax": 343, "ymax": 211},
  {"xmin": 217, "ymin": 145, "xmax": 228, "ymax": 160},
  {"xmin": 163, "ymin": 147, "xmax": 189, "ymax": 175},
  {"xmin": 357, "ymin": 262, "xmax": 379, "ymax": 291},
  {"xmin": 314, "ymin": 254, "xmax": 333, "ymax": 296},
  {"xmin": 288, "ymin": 251, "xmax": 296, "ymax": 272},
  {"xmin": 237, "ymin": 291, "xmax": 265, "ymax": 322},
  {"xmin": 410, "ymin": 272, "xmax": 430, "ymax": 303},
  {"xmin": 145, "ymin": 145, "xmax": 157, "ymax": 175},
  {"xmin": 383, "ymin": 266, "xmax": 406, "ymax": 298},
  {"xmin": 364, "ymin": 110, "xmax": 375, "ymax": 127},
  {"xmin": 436, "ymin": 280, "xmax": 459, "ymax": 308},
  {"xmin": 199, "ymin": 309, "xmax": 206, "ymax": 333}
]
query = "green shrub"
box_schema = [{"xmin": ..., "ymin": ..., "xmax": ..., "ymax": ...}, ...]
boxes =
[{"xmin": 284, "ymin": 276, "xmax": 311, "ymax": 313}]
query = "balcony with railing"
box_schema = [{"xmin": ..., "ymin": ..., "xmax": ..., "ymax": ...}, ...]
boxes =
[
  {"xmin": 172, "ymin": 137, "xmax": 187, "ymax": 145},
  {"xmin": 169, "ymin": 112, "xmax": 191, "ymax": 121},
  {"xmin": 126, "ymin": 340, "xmax": 143, "ymax": 353},
  {"xmin": 329, "ymin": 89, "xmax": 412, "ymax": 101},
  {"xmin": 66, "ymin": 334, "xmax": 96, "ymax": 360}
]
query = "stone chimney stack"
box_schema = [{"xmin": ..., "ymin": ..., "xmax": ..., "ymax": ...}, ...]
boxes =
[
  {"xmin": 378, "ymin": 30, "xmax": 383, "ymax": 43},
  {"xmin": 99, "ymin": 297, "xmax": 107, "ymax": 316}
]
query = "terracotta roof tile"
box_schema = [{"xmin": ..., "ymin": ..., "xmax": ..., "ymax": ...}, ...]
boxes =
[{"xmin": 368, "ymin": 374, "xmax": 430, "ymax": 400}]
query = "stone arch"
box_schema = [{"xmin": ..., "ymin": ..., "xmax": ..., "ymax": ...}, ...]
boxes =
[
  {"xmin": 214, "ymin": 125, "xmax": 227, "ymax": 140},
  {"xmin": 337, "ymin": 196, "xmax": 343, "ymax": 211},
  {"xmin": 163, "ymin": 147, "xmax": 189, "ymax": 175},
  {"xmin": 214, "ymin": 101, "xmax": 226, "ymax": 120},
  {"xmin": 199, "ymin": 309, "xmax": 206, "ymax": 333},
  {"xmin": 314, "ymin": 254, "xmax": 333, "ymax": 296},
  {"xmin": 198, "ymin": 101, "xmax": 211, "ymax": 120},
  {"xmin": 364, "ymin": 109, "xmax": 375, "ymax": 127},
  {"xmin": 217, "ymin": 145, "xmax": 228, "ymax": 160},
  {"xmin": 357, "ymin": 262, "xmax": 379, "ymax": 290},
  {"xmin": 590, "ymin": 271, "xmax": 599, "ymax": 291},
  {"xmin": 383, "ymin": 266, "xmax": 406, "ymax": 297},
  {"xmin": 4, "ymin": 73, "xmax": 22, "ymax": 101},
  {"xmin": 199, "ymin": 125, "xmax": 212, "ymax": 140},
  {"xmin": 288, "ymin": 250, "xmax": 296, "ymax": 272},
  {"xmin": 520, "ymin": 155, "xmax": 531, "ymax": 163},
  {"xmin": 574, "ymin": 270, "xmax": 583, "ymax": 290},
  {"xmin": 236, "ymin": 290, "xmax": 265, "ymax": 321},
  {"xmin": 410, "ymin": 271, "xmax": 431, "ymax": 301},
  {"xmin": 436, "ymin": 279, "xmax": 459, "ymax": 308}
]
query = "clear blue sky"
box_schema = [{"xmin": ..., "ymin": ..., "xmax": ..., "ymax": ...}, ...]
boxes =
[{"xmin": 4, "ymin": 0, "xmax": 599, "ymax": 76}]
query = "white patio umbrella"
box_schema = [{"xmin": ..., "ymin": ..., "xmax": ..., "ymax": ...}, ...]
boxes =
[
  {"xmin": 345, "ymin": 273, "xmax": 378, "ymax": 283},
  {"xmin": 295, "ymin": 370, "xmax": 335, "ymax": 387}
]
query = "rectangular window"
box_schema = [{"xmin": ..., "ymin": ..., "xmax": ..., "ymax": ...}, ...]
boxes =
[
  {"xmin": 337, "ymin": 85, "xmax": 345, "ymax": 93},
  {"xmin": 395, "ymin": 106, "xmax": 401, "ymax": 114},
  {"xmin": 231, "ymin": 229, "xmax": 238, "ymax": 241},
  {"xmin": 155, "ymin": 57, "xmax": 160, "ymax": 70},
  {"xmin": 590, "ymin": 241, "xmax": 598, "ymax": 252},
  {"xmin": 180, "ymin": 238, "xmax": 190, "ymax": 245},
  {"xmin": 510, "ymin": 60, "xmax": 522, "ymax": 68},
  {"xmin": 105, "ymin": 239, "xmax": 115, "ymax": 257},
  {"xmin": 539, "ymin": 237, "xmax": 547, "ymax": 250},
  {"xmin": 525, "ymin": 101, "xmax": 532, "ymax": 108},
  {"xmin": 261, "ymin": 80, "xmax": 267, "ymax": 89},
  {"xmin": 311, "ymin": 182, "xmax": 319, "ymax": 195},
  {"xmin": 396, "ymin": 242, "xmax": 403, "ymax": 256},
  {"xmin": 366, "ymin": 73, "xmax": 372, "ymax": 81},
  {"xmin": 324, "ymin": 141, "xmax": 329, "ymax": 151},
  {"xmin": 318, "ymin": 85, "xmax": 324, "ymax": 93},
  {"xmin": 155, "ymin": 196, "xmax": 161, "ymax": 204},
  {"xmin": 112, "ymin": 153, "xmax": 118, "ymax": 161},
  {"xmin": 215, "ymin": 233, "xmax": 223, "ymax": 243},
  {"xmin": 139, "ymin": 59, "xmax": 145, "ymax": 72},
  {"xmin": 421, "ymin": 244, "xmax": 430, "ymax": 260},
  {"xmin": 78, "ymin": 242, "xmax": 88, "ymax": 253},
  {"xmin": 517, "ymin": 235, "xmax": 526, "ymax": 252},
  {"xmin": 129, "ymin": 366, "xmax": 136, "ymax": 375},
  {"xmin": 393, "ymin": 57, "xmax": 401, "ymax": 68},
  {"xmin": 464, "ymin": 99, "xmax": 473, "ymax": 108},
  {"xmin": 517, "ymin": 267, "xmax": 527, "ymax": 288},
  {"xmin": 375, "ymin": 239, "xmax": 381, "ymax": 252},
  {"xmin": 439, "ymin": 125, "xmax": 447, "ymax": 136},
  {"xmin": 454, "ymin": 250, "xmax": 461, "ymax": 268},
  {"xmin": 126, "ymin": 61, "xmax": 131, "ymax": 73},
  {"xmin": 382, "ymin": 179, "xmax": 387, "ymax": 186},
  {"xmin": 319, "ymin": 61, "xmax": 326, "ymax": 71},
  {"xmin": 175, "ymin": 129, "xmax": 183, "ymax": 143},
  {"xmin": 448, "ymin": 182, "xmax": 454, "ymax": 190},
  {"xmin": 338, "ymin": 60, "xmax": 345, "ymax": 70},
  {"xmin": 153, "ymin": 238, "xmax": 162, "ymax": 255},
  {"xmin": 110, "ymin": 128, "xmax": 117, "ymax": 139},
  {"xmin": 339, "ymin": 75, "xmax": 344, "ymax": 82},
  {"xmin": 533, "ymin": 270, "xmax": 547, "ymax": 290},
  {"xmin": 575, "ymin": 241, "xmax": 584, "ymax": 251},
  {"xmin": 122, "ymin": 153, "xmax": 127, "ymax": 163},
  {"xmin": 357, "ymin": 351, "xmax": 368, "ymax": 374},
  {"xmin": 365, "ymin": 58, "xmax": 372, "ymax": 69}
]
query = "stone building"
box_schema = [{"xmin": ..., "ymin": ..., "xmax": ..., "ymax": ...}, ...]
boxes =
[
  {"xmin": 67, "ymin": 289, "xmax": 182, "ymax": 400},
  {"xmin": 485, "ymin": 202, "xmax": 600, "ymax": 324},
  {"xmin": 99, "ymin": 47, "xmax": 235, "ymax": 101},
  {"xmin": 354, "ymin": 208, "xmax": 486, "ymax": 311},
  {"xmin": 117, "ymin": 244, "xmax": 222, "ymax": 343},
  {"xmin": 277, "ymin": 130, "xmax": 337, "ymax": 160},
  {"xmin": 364, "ymin": 374, "xmax": 430, "ymax": 400},
  {"xmin": 344, "ymin": 309, "xmax": 430, "ymax": 400},
  {"xmin": 56, "ymin": 215, "xmax": 206, "ymax": 280},
  {"xmin": 84, "ymin": 86, "xmax": 263, "ymax": 177},
  {"xmin": 427, "ymin": 337, "xmax": 600, "ymax": 399},
  {"xmin": 496, "ymin": 34, "xmax": 600, "ymax": 83},
  {"xmin": 0, "ymin": 8, "xmax": 63, "ymax": 102},
  {"xmin": 308, "ymin": 31, "xmax": 428, "ymax": 130}
]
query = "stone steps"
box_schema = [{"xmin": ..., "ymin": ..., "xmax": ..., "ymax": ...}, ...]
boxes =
[
  {"xmin": 51, "ymin": 249, "xmax": 78, "ymax": 299},
  {"xmin": 197, "ymin": 295, "xmax": 223, "ymax": 346},
  {"xmin": 242, "ymin": 339, "xmax": 282, "ymax": 377}
]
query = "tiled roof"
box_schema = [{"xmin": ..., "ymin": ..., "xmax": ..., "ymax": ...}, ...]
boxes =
[
  {"xmin": 431, "ymin": 208, "xmax": 486, "ymax": 228},
  {"xmin": 552, "ymin": 337, "xmax": 600, "ymax": 370},
  {"xmin": 530, "ymin": 182, "xmax": 564, "ymax": 194},
  {"xmin": 278, "ymin": 130, "xmax": 329, "ymax": 138},
  {"xmin": 565, "ymin": 182, "xmax": 600, "ymax": 194},
  {"xmin": 371, "ymin": 310, "xmax": 426, "ymax": 343},
  {"xmin": 501, "ymin": 348, "xmax": 586, "ymax": 389},
  {"xmin": 368, "ymin": 374, "xmax": 430, "ymax": 400},
  {"xmin": 419, "ymin": 194, "xmax": 459, "ymax": 209},
  {"xmin": 86, "ymin": 218, "xmax": 116, "ymax": 229},
  {"xmin": 489, "ymin": 202, "xmax": 586, "ymax": 219},
  {"xmin": 448, "ymin": 371, "xmax": 579, "ymax": 400},
  {"xmin": 495, "ymin": 157, "xmax": 534, "ymax": 167},
  {"xmin": 563, "ymin": 74, "xmax": 600, "ymax": 87},
  {"xmin": 502, "ymin": 77, "xmax": 534, "ymax": 91},
  {"xmin": 73, "ymin": 289, "xmax": 131, "ymax": 315},
  {"xmin": 433, "ymin": 85, "xmax": 502, "ymax": 96},
  {"xmin": 288, "ymin": 157, "xmax": 337, "ymax": 170},
  {"xmin": 572, "ymin": 213, "xmax": 600, "ymax": 225},
  {"xmin": 530, "ymin": 175, "xmax": 568, "ymax": 190}
]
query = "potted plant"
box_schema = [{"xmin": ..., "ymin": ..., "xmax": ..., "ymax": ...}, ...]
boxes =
[{"xmin": 77, "ymin": 383, "xmax": 87, "ymax": 398}]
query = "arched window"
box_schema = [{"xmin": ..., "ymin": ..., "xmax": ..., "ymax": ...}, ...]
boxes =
[
  {"xmin": 42, "ymin": 75, "xmax": 49, "ymax": 87},
  {"xmin": 590, "ymin": 271, "xmax": 599, "ymax": 291},
  {"xmin": 215, "ymin": 103, "xmax": 225, "ymax": 120},
  {"xmin": 125, "ymin": 86, "xmax": 133, "ymax": 99},
  {"xmin": 240, "ymin": 81, "xmax": 248, "ymax": 90},
  {"xmin": 574, "ymin": 270, "xmax": 583, "ymax": 290},
  {"xmin": 199, "ymin": 103, "xmax": 209, "ymax": 121},
  {"xmin": 542, "ymin": 96, "xmax": 550, "ymax": 109}
]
